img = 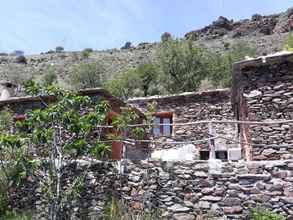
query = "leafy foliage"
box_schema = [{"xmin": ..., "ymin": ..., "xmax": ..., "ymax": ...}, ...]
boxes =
[
  {"xmin": 19, "ymin": 82, "xmax": 144, "ymax": 219},
  {"xmin": 207, "ymin": 41, "xmax": 256, "ymax": 87},
  {"xmin": 70, "ymin": 62, "xmax": 106, "ymax": 89},
  {"xmin": 157, "ymin": 38, "xmax": 210, "ymax": 93},
  {"xmin": 0, "ymin": 109, "xmax": 13, "ymax": 133},
  {"xmin": 40, "ymin": 66, "xmax": 57, "ymax": 87},
  {"xmin": 283, "ymin": 32, "xmax": 293, "ymax": 51},
  {"xmin": 105, "ymin": 63, "xmax": 159, "ymax": 99},
  {"xmin": 2, "ymin": 212, "xmax": 32, "ymax": 220},
  {"xmin": 161, "ymin": 32, "xmax": 172, "ymax": 42},
  {"xmin": 81, "ymin": 48, "xmax": 93, "ymax": 59},
  {"xmin": 250, "ymin": 207, "xmax": 285, "ymax": 220}
]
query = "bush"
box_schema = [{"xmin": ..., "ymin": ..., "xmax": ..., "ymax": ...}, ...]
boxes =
[
  {"xmin": 121, "ymin": 42, "xmax": 132, "ymax": 49},
  {"xmin": 81, "ymin": 48, "xmax": 93, "ymax": 59},
  {"xmin": 15, "ymin": 56, "xmax": 27, "ymax": 64},
  {"xmin": 161, "ymin": 32, "xmax": 172, "ymax": 42},
  {"xmin": 283, "ymin": 33, "xmax": 293, "ymax": 51},
  {"xmin": 70, "ymin": 62, "xmax": 106, "ymax": 89},
  {"xmin": 250, "ymin": 207, "xmax": 285, "ymax": 220},
  {"xmin": 3, "ymin": 212, "xmax": 32, "ymax": 220},
  {"xmin": 41, "ymin": 67, "xmax": 57, "ymax": 86},
  {"xmin": 55, "ymin": 46, "xmax": 64, "ymax": 53},
  {"xmin": 105, "ymin": 63, "xmax": 160, "ymax": 99}
]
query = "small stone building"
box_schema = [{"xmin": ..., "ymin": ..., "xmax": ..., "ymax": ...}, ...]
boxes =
[
  {"xmin": 128, "ymin": 89, "xmax": 241, "ymax": 161},
  {"xmin": 232, "ymin": 52, "xmax": 293, "ymax": 160}
]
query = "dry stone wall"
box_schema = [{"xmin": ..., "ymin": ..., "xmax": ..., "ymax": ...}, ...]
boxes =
[
  {"xmin": 23, "ymin": 160, "xmax": 293, "ymax": 219},
  {"xmin": 233, "ymin": 53, "xmax": 293, "ymax": 160}
]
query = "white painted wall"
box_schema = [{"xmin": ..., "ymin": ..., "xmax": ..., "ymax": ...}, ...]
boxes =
[{"xmin": 151, "ymin": 144, "xmax": 198, "ymax": 161}]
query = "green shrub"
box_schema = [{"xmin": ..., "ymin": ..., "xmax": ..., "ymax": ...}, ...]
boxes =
[
  {"xmin": 2, "ymin": 212, "xmax": 32, "ymax": 220},
  {"xmin": 81, "ymin": 48, "xmax": 93, "ymax": 59},
  {"xmin": 250, "ymin": 207, "xmax": 285, "ymax": 220},
  {"xmin": 283, "ymin": 33, "xmax": 293, "ymax": 51},
  {"xmin": 105, "ymin": 63, "xmax": 160, "ymax": 99},
  {"xmin": 70, "ymin": 62, "xmax": 106, "ymax": 89},
  {"xmin": 208, "ymin": 41, "xmax": 256, "ymax": 87},
  {"xmin": 161, "ymin": 32, "xmax": 172, "ymax": 42},
  {"xmin": 41, "ymin": 67, "xmax": 57, "ymax": 86}
]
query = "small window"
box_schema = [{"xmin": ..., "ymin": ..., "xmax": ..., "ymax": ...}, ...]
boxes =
[
  {"xmin": 199, "ymin": 150, "xmax": 210, "ymax": 160},
  {"xmin": 153, "ymin": 112, "xmax": 173, "ymax": 137},
  {"xmin": 215, "ymin": 150, "xmax": 228, "ymax": 161}
]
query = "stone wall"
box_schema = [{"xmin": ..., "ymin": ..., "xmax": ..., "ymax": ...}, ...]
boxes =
[
  {"xmin": 25, "ymin": 160, "xmax": 293, "ymax": 219},
  {"xmin": 232, "ymin": 53, "xmax": 293, "ymax": 160},
  {"xmin": 128, "ymin": 89, "xmax": 239, "ymax": 160}
]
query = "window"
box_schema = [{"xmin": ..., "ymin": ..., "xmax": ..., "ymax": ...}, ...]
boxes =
[
  {"xmin": 199, "ymin": 150, "xmax": 210, "ymax": 160},
  {"xmin": 215, "ymin": 150, "xmax": 228, "ymax": 161},
  {"xmin": 153, "ymin": 112, "xmax": 173, "ymax": 137}
]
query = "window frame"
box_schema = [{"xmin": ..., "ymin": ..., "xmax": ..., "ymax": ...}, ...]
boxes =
[{"xmin": 153, "ymin": 112, "xmax": 173, "ymax": 137}]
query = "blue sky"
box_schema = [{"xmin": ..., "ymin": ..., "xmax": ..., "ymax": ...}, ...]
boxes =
[{"xmin": 0, "ymin": 0, "xmax": 292, "ymax": 54}]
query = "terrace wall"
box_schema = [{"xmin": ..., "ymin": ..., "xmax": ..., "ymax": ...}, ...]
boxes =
[{"xmin": 21, "ymin": 160, "xmax": 293, "ymax": 219}]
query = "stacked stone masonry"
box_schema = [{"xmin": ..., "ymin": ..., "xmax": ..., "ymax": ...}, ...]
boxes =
[
  {"xmin": 30, "ymin": 160, "xmax": 293, "ymax": 219},
  {"xmin": 233, "ymin": 53, "xmax": 293, "ymax": 160},
  {"xmin": 127, "ymin": 89, "xmax": 238, "ymax": 160}
]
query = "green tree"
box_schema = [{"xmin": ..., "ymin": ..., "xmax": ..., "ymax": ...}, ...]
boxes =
[
  {"xmin": 40, "ymin": 66, "xmax": 57, "ymax": 87},
  {"xmin": 70, "ymin": 62, "xmax": 105, "ymax": 89},
  {"xmin": 19, "ymin": 83, "xmax": 112, "ymax": 219},
  {"xmin": 105, "ymin": 63, "xmax": 159, "ymax": 99},
  {"xmin": 18, "ymin": 81, "xmax": 144, "ymax": 219},
  {"xmin": 81, "ymin": 48, "xmax": 93, "ymax": 59},
  {"xmin": 157, "ymin": 38, "xmax": 210, "ymax": 93},
  {"xmin": 208, "ymin": 41, "xmax": 256, "ymax": 87}
]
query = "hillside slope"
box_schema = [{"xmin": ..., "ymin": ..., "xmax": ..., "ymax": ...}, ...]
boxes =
[{"xmin": 0, "ymin": 8, "xmax": 292, "ymax": 86}]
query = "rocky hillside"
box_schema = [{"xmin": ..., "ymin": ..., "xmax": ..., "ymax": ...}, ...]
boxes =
[{"xmin": 0, "ymin": 8, "xmax": 292, "ymax": 86}]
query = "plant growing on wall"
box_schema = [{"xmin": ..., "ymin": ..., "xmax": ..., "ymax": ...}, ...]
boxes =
[
  {"xmin": 0, "ymin": 109, "xmax": 36, "ymax": 218},
  {"xmin": 250, "ymin": 207, "xmax": 285, "ymax": 220}
]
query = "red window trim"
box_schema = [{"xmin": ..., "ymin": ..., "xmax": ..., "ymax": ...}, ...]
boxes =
[{"xmin": 154, "ymin": 112, "xmax": 173, "ymax": 136}]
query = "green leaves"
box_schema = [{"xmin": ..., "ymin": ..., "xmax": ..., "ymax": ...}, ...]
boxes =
[
  {"xmin": 283, "ymin": 32, "xmax": 293, "ymax": 52},
  {"xmin": 24, "ymin": 80, "xmax": 41, "ymax": 96},
  {"xmin": 158, "ymin": 38, "xmax": 209, "ymax": 93},
  {"xmin": 70, "ymin": 62, "xmax": 106, "ymax": 90},
  {"xmin": 0, "ymin": 134, "xmax": 23, "ymax": 149},
  {"xmin": 105, "ymin": 63, "xmax": 160, "ymax": 99}
]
